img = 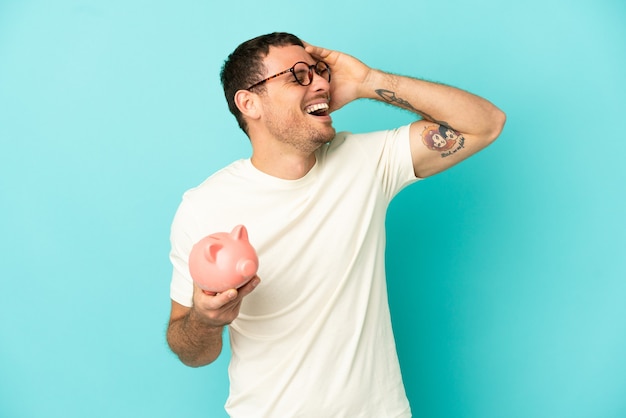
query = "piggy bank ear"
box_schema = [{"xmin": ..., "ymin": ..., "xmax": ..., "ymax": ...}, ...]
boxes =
[
  {"xmin": 230, "ymin": 224, "xmax": 249, "ymax": 241},
  {"xmin": 204, "ymin": 243, "xmax": 223, "ymax": 263}
]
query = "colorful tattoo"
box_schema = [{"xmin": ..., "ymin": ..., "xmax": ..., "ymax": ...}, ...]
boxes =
[{"xmin": 421, "ymin": 124, "xmax": 466, "ymax": 158}]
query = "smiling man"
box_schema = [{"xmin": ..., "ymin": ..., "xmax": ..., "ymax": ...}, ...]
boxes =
[{"xmin": 166, "ymin": 32, "xmax": 505, "ymax": 417}]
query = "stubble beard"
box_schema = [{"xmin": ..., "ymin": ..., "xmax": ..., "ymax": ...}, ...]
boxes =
[{"xmin": 265, "ymin": 108, "xmax": 335, "ymax": 155}]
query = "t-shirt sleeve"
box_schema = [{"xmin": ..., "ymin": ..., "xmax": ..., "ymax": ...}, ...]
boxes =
[
  {"xmin": 168, "ymin": 197, "xmax": 196, "ymax": 307},
  {"xmin": 352, "ymin": 124, "xmax": 420, "ymax": 201},
  {"xmin": 384, "ymin": 124, "xmax": 421, "ymax": 196}
]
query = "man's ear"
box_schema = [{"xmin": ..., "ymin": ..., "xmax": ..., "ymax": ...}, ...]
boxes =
[{"xmin": 234, "ymin": 90, "xmax": 261, "ymax": 121}]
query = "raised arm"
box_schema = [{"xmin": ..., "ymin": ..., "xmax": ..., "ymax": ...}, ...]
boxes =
[
  {"xmin": 305, "ymin": 43, "xmax": 506, "ymax": 178},
  {"xmin": 166, "ymin": 277, "xmax": 260, "ymax": 367}
]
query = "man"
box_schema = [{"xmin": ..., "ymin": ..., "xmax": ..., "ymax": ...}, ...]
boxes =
[{"xmin": 167, "ymin": 32, "xmax": 505, "ymax": 417}]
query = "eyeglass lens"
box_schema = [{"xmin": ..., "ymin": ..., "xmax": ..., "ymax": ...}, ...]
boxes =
[{"xmin": 293, "ymin": 62, "xmax": 330, "ymax": 86}]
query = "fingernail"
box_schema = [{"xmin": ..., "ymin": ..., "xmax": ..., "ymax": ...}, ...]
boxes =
[{"xmin": 228, "ymin": 290, "xmax": 237, "ymax": 299}]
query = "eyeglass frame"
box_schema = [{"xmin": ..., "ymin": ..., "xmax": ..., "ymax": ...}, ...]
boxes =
[{"xmin": 245, "ymin": 61, "xmax": 331, "ymax": 91}]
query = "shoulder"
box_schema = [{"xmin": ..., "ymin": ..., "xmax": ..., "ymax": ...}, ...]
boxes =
[
  {"xmin": 329, "ymin": 125, "xmax": 411, "ymax": 146},
  {"xmin": 321, "ymin": 125, "xmax": 412, "ymax": 159},
  {"xmin": 183, "ymin": 159, "xmax": 249, "ymax": 197}
]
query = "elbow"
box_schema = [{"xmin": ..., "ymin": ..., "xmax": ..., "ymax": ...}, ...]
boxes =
[
  {"xmin": 168, "ymin": 340, "xmax": 221, "ymax": 368},
  {"xmin": 487, "ymin": 108, "xmax": 507, "ymax": 143},
  {"xmin": 179, "ymin": 356, "xmax": 218, "ymax": 369},
  {"xmin": 166, "ymin": 326, "xmax": 222, "ymax": 368}
]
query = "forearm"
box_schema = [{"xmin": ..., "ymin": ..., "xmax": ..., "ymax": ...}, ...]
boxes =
[
  {"xmin": 167, "ymin": 307, "xmax": 224, "ymax": 367},
  {"xmin": 166, "ymin": 278, "xmax": 259, "ymax": 367},
  {"xmin": 363, "ymin": 70, "xmax": 505, "ymax": 139}
]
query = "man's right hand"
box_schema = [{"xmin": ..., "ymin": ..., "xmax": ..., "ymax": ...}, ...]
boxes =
[
  {"xmin": 166, "ymin": 275, "xmax": 260, "ymax": 367},
  {"xmin": 190, "ymin": 275, "xmax": 261, "ymax": 328}
]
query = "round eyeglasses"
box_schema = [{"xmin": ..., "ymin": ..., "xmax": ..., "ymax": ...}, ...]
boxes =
[{"xmin": 246, "ymin": 61, "xmax": 331, "ymax": 91}]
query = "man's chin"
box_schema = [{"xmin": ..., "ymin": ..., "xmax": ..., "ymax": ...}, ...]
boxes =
[{"xmin": 319, "ymin": 127, "xmax": 336, "ymax": 143}]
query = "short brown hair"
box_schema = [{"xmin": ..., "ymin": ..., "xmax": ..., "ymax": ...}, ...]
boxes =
[{"xmin": 220, "ymin": 32, "xmax": 304, "ymax": 135}]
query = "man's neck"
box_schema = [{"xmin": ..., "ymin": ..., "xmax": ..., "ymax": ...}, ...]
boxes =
[{"xmin": 250, "ymin": 151, "xmax": 317, "ymax": 180}]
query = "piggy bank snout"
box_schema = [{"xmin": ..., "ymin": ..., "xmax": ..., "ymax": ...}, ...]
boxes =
[{"xmin": 237, "ymin": 259, "xmax": 258, "ymax": 279}]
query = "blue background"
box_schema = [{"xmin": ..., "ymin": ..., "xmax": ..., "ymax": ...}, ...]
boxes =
[{"xmin": 1, "ymin": 0, "xmax": 625, "ymax": 417}]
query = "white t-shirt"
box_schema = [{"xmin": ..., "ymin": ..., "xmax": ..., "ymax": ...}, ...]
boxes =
[{"xmin": 170, "ymin": 125, "xmax": 419, "ymax": 417}]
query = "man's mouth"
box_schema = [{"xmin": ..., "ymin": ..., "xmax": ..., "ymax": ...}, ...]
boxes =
[{"xmin": 305, "ymin": 102, "xmax": 330, "ymax": 116}]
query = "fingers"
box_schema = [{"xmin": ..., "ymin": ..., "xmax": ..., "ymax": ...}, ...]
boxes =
[
  {"xmin": 205, "ymin": 287, "xmax": 239, "ymax": 309},
  {"xmin": 191, "ymin": 289, "xmax": 239, "ymax": 327},
  {"xmin": 191, "ymin": 276, "xmax": 261, "ymax": 327},
  {"xmin": 303, "ymin": 42, "xmax": 332, "ymax": 61},
  {"xmin": 202, "ymin": 275, "xmax": 260, "ymax": 308},
  {"xmin": 237, "ymin": 275, "xmax": 261, "ymax": 298}
]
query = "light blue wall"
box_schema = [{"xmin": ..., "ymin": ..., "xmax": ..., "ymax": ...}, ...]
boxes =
[{"xmin": 1, "ymin": 0, "xmax": 624, "ymax": 417}]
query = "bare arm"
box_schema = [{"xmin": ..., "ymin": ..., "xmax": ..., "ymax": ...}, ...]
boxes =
[
  {"xmin": 166, "ymin": 277, "xmax": 260, "ymax": 367},
  {"xmin": 305, "ymin": 43, "xmax": 506, "ymax": 178},
  {"xmin": 368, "ymin": 72, "xmax": 505, "ymax": 178}
]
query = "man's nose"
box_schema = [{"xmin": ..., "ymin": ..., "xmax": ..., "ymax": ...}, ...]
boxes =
[{"xmin": 309, "ymin": 71, "xmax": 330, "ymax": 90}]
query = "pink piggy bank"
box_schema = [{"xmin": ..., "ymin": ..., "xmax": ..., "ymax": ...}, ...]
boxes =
[{"xmin": 188, "ymin": 225, "xmax": 259, "ymax": 294}]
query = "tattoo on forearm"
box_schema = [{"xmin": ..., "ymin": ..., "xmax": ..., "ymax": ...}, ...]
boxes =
[
  {"xmin": 376, "ymin": 89, "xmax": 418, "ymax": 112},
  {"xmin": 421, "ymin": 124, "xmax": 466, "ymax": 158},
  {"xmin": 375, "ymin": 88, "xmax": 454, "ymax": 130}
]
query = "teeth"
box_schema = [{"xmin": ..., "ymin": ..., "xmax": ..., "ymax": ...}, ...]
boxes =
[{"xmin": 305, "ymin": 103, "xmax": 329, "ymax": 114}]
